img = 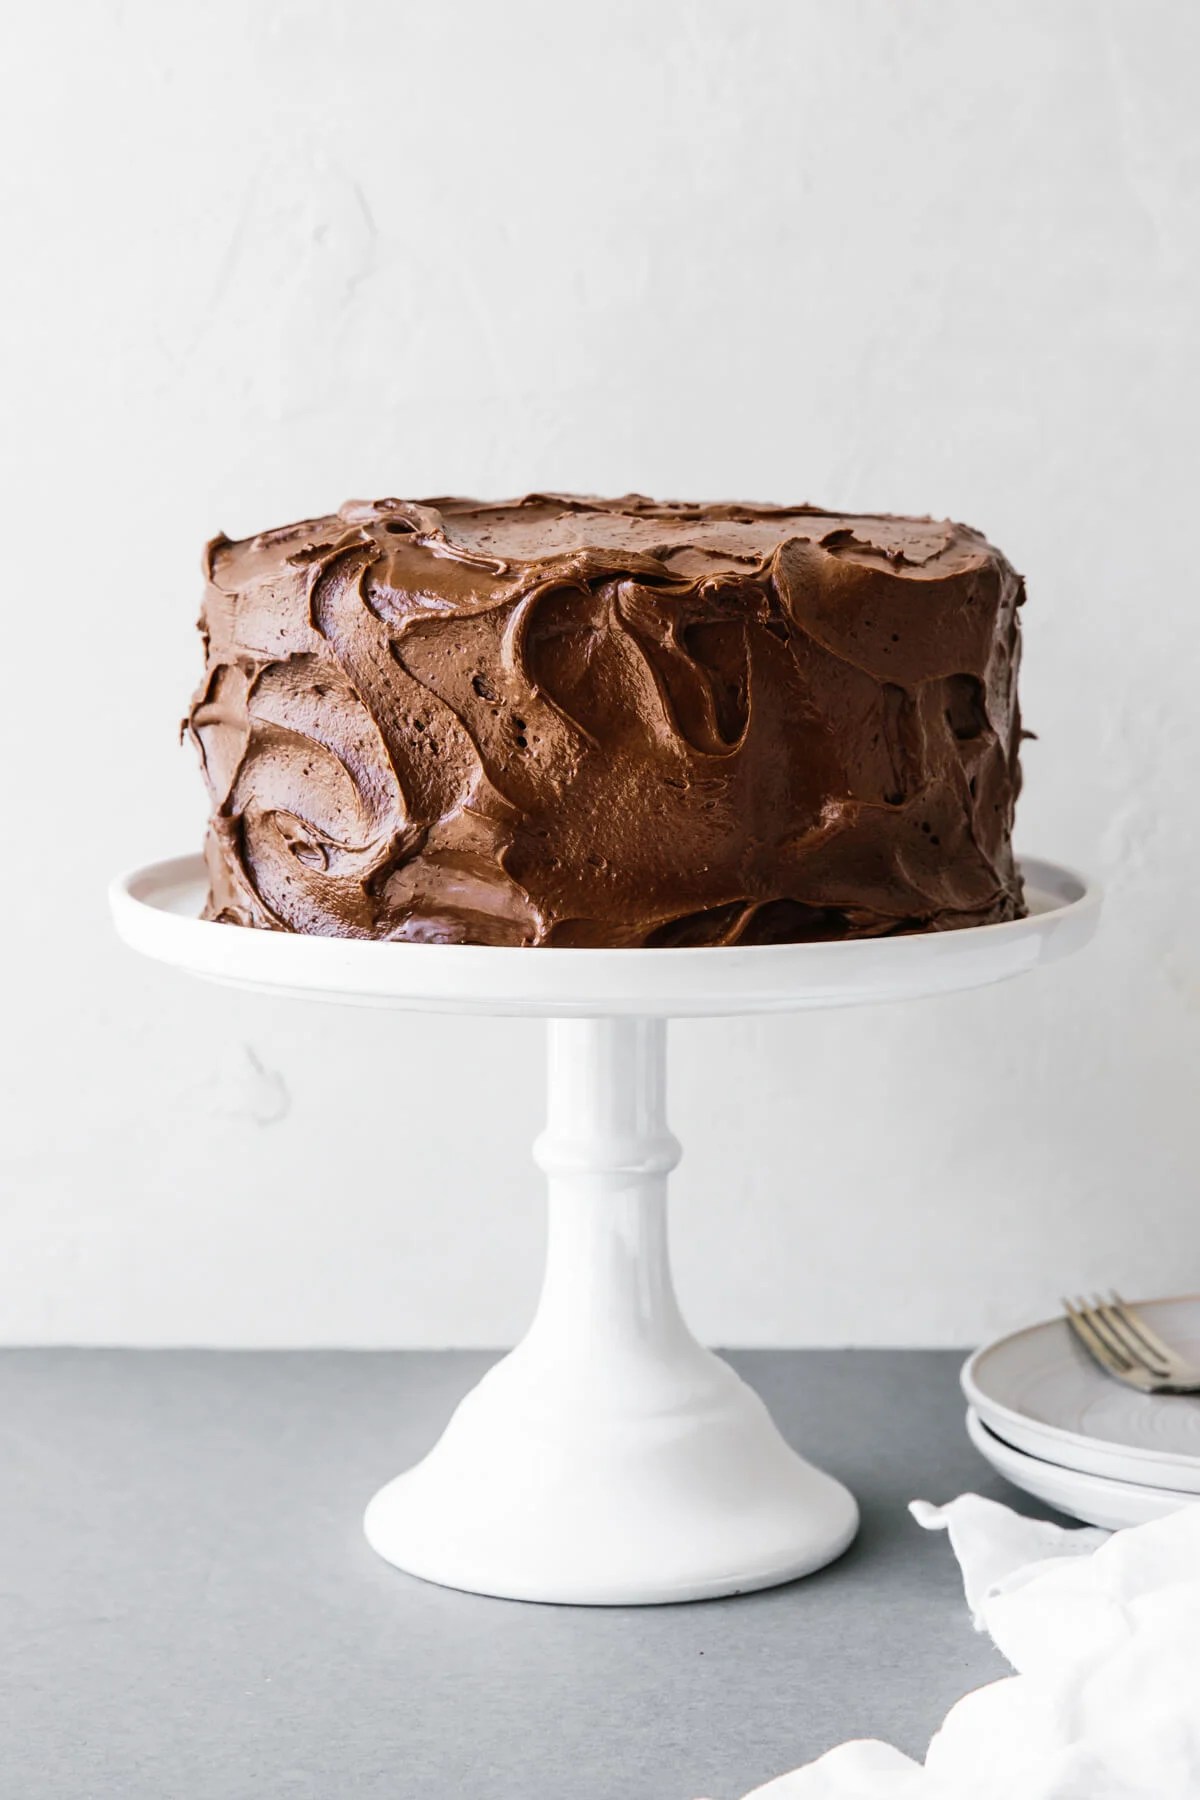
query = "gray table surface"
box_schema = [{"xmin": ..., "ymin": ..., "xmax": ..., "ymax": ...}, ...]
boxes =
[{"xmin": 0, "ymin": 1350, "xmax": 1039, "ymax": 1799}]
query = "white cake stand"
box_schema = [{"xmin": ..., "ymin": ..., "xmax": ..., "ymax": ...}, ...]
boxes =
[{"xmin": 110, "ymin": 854, "xmax": 1098, "ymax": 1606}]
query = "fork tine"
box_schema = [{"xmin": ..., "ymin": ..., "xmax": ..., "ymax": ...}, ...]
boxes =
[
  {"xmin": 1096, "ymin": 1295, "xmax": 1170, "ymax": 1375},
  {"xmin": 1077, "ymin": 1295, "xmax": 1138, "ymax": 1370},
  {"xmin": 1095, "ymin": 1308, "xmax": 1161, "ymax": 1375},
  {"xmin": 1108, "ymin": 1292, "xmax": 1179, "ymax": 1367},
  {"xmin": 1064, "ymin": 1297, "xmax": 1131, "ymax": 1376},
  {"xmin": 1064, "ymin": 1301, "xmax": 1123, "ymax": 1373}
]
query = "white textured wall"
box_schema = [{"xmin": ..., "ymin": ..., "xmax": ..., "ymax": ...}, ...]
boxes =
[{"xmin": 3, "ymin": 0, "xmax": 1198, "ymax": 1346}]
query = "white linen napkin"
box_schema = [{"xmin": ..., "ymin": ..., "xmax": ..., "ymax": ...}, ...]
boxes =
[{"xmin": 742, "ymin": 1494, "xmax": 1200, "ymax": 1800}]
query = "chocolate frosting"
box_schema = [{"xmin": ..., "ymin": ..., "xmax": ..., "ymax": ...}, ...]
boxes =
[{"xmin": 188, "ymin": 494, "xmax": 1026, "ymax": 946}]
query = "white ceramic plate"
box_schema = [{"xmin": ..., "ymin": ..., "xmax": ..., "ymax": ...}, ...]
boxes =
[
  {"xmin": 962, "ymin": 1298, "xmax": 1200, "ymax": 1494},
  {"xmin": 966, "ymin": 1408, "xmax": 1198, "ymax": 1530}
]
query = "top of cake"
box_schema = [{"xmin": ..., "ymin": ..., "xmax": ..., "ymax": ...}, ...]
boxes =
[
  {"xmin": 208, "ymin": 492, "xmax": 998, "ymax": 595},
  {"xmin": 192, "ymin": 494, "xmax": 1025, "ymax": 946}
]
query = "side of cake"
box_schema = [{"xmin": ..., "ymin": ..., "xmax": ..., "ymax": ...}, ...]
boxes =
[{"xmin": 187, "ymin": 494, "xmax": 1026, "ymax": 946}]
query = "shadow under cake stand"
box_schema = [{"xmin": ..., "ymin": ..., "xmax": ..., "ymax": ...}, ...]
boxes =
[{"xmin": 111, "ymin": 855, "xmax": 1099, "ymax": 1606}]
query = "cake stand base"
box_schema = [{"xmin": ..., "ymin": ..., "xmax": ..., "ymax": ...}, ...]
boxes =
[
  {"xmin": 364, "ymin": 1360, "xmax": 857, "ymax": 1606},
  {"xmin": 365, "ymin": 1017, "xmax": 857, "ymax": 1604}
]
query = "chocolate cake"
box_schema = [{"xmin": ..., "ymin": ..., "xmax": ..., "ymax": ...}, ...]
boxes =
[{"xmin": 187, "ymin": 494, "xmax": 1026, "ymax": 946}]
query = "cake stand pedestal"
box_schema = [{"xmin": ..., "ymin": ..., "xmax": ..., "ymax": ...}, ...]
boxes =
[{"xmin": 111, "ymin": 856, "xmax": 1098, "ymax": 1605}]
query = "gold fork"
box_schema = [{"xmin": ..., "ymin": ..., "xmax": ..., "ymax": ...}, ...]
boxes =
[{"xmin": 1063, "ymin": 1292, "xmax": 1200, "ymax": 1395}]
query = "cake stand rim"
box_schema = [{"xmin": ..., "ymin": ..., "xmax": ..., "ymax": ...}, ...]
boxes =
[{"xmin": 109, "ymin": 851, "xmax": 1100, "ymax": 1016}]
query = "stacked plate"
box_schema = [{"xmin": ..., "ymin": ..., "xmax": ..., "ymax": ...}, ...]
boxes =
[{"xmin": 962, "ymin": 1295, "xmax": 1200, "ymax": 1529}]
